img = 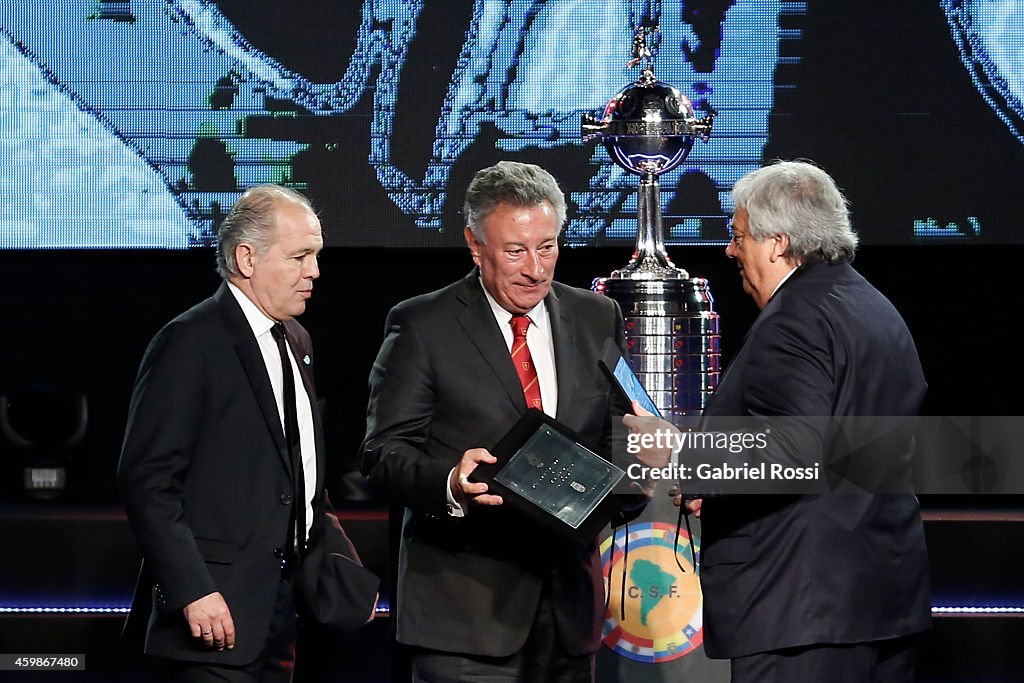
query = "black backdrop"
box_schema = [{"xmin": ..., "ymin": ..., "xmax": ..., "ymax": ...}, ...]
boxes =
[{"xmin": 0, "ymin": 244, "xmax": 1017, "ymax": 503}]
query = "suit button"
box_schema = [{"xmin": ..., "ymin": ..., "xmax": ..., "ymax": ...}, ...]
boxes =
[
  {"xmin": 280, "ymin": 493, "xmax": 293, "ymax": 505},
  {"xmin": 273, "ymin": 547, "xmax": 284, "ymax": 559}
]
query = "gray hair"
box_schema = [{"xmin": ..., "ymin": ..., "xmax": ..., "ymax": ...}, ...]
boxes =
[
  {"xmin": 732, "ymin": 160, "xmax": 858, "ymax": 264},
  {"xmin": 463, "ymin": 161, "xmax": 566, "ymax": 243},
  {"xmin": 216, "ymin": 184, "xmax": 315, "ymax": 279}
]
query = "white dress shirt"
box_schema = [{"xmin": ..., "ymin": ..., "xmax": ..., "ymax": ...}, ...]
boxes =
[
  {"xmin": 479, "ymin": 282, "xmax": 558, "ymax": 418},
  {"xmin": 769, "ymin": 266, "xmax": 800, "ymax": 301},
  {"xmin": 228, "ymin": 282, "xmax": 317, "ymax": 541},
  {"xmin": 447, "ymin": 279, "xmax": 560, "ymax": 516}
]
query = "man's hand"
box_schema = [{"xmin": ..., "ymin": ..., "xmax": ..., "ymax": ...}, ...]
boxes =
[
  {"xmin": 450, "ymin": 448, "xmax": 504, "ymax": 506},
  {"xmin": 183, "ymin": 591, "xmax": 235, "ymax": 651},
  {"xmin": 367, "ymin": 593, "xmax": 380, "ymax": 624},
  {"xmin": 622, "ymin": 400, "xmax": 677, "ymax": 470},
  {"xmin": 668, "ymin": 484, "xmax": 703, "ymax": 517},
  {"xmin": 621, "ymin": 401, "xmax": 679, "ymax": 497},
  {"xmin": 630, "ymin": 401, "xmax": 654, "ymax": 418}
]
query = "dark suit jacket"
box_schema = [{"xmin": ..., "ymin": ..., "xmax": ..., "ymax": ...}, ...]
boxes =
[
  {"xmin": 118, "ymin": 283, "xmax": 366, "ymax": 665},
  {"xmin": 696, "ymin": 261, "xmax": 931, "ymax": 659},
  {"xmin": 361, "ymin": 272, "xmax": 633, "ymax": 658}
]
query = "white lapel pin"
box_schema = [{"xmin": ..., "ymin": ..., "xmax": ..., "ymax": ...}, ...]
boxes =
[{"xmin": 303, "ymin": 355, "xmax": 311, "ymax": 365}]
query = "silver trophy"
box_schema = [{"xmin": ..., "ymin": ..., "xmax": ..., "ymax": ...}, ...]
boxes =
[{"xmin": 583, "ymin": 26, "xmax": 720, "ymax": 421}]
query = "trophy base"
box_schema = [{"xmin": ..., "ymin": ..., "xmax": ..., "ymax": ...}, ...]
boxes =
[
  {"xmin": 593, "ymin": 276, "xmax": 720, "ymax": 422},
  {"xmin": 594, "ymin": 275, "xmax": 716, "ymax": 315}
]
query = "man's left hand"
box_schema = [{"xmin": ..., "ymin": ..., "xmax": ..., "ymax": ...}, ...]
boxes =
[
  {"xmin": 623, "ymin": 400, "xmax": 677, "ymax": 470},
  {"xmin": 622, "ymin": 401, "xmax": 680, "ymax": 497}
]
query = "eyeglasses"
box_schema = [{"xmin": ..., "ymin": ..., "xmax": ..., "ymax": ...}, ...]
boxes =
[
  {"xmin": 727, "ymin": 220, "xmax": 780, "ymax": 248},
  {"xmin": 727, "ymin": 220, "xmax": 747, "ymax": 247}
]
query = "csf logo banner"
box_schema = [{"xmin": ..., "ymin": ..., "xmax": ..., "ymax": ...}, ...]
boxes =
[{"xmin": 600, "ymin": 522, "xmax": 703, "ymax": 663}]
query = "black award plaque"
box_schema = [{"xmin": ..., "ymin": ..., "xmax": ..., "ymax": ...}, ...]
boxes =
[{"xmin": 471, "ymin": 409, "xmax": 625, "ymax": 545}]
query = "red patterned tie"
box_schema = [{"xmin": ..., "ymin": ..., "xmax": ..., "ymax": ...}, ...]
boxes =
[{"xmin": 510, "ymin": 315, "xmax": 543, "ymax": 412}]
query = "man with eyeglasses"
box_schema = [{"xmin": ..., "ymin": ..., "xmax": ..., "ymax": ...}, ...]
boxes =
[{"xmin": 675, "ymin": 160, "xmax": 930, "ymax": 682}]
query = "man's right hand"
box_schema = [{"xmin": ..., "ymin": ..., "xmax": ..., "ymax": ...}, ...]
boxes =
[
  {"xmin": 668, "ymin": 484, "xmax": 703, "ymax": 518},
  {"xmin": 183, "ymin": 591, "xmax": 235, "ymax": 651},
  {"xmin": 450, "ymin": 448, "xmax": 504, "ymax": 506}
]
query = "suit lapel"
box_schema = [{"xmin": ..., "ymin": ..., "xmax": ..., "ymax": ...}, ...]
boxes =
[
  {"xmin": 214, "ymin": 284, "xmax": 293, "ymax": 479},
  {"xmin": 455, "ymin": 273, "xmax": 528, "ymax": 413},
  {"xmin": 547, "ymin": 286, "xmax": 576, "ymax": 422},
  {"xmin": 706, "ymin": 298, "xmax": 772, "ymax": 415},
  {"xmin": 706, "ymin": 264, "xmax": 811, "ymax": 417}
]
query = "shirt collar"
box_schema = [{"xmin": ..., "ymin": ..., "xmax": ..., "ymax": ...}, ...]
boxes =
[
  {"xmin": 227, "ymin": 281, "xmax": 278, "ymax": 338},
  {"xmin": 769, "ymin": 266, "xmax": 800, "ymax": 301},
  {"xmin": 478, "ymin": 277, "xmax": 548, "ymax": 333}
]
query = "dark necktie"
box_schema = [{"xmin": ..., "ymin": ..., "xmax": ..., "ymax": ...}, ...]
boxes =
[
  {"xmin": 271, "ymin": 323, "xmax": 306, "ymax": 562},
  {"xmin": 510, "ymin": 315, "xmax": 543, "ymax": 412}
]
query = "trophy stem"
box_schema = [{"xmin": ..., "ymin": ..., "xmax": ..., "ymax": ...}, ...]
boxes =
[
  {"xmin": 637, "ymin": 172, "xmax": 667, "ymax": 263},
  {"xmin": 613, "ymin": 173, "xmax": 688, "ymax": 279}
]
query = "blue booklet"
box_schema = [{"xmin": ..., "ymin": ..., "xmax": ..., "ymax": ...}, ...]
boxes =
[{"xmin": 598, "ymin": 338, "xmax": 662, "ymax": 418}]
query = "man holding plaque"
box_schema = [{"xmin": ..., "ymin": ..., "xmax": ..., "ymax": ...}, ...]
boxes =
[
  {"xmin": 362, "ymin": 161, "xmax": 640, "ymax": 682},
  {"xmin": 667, "ymin": 161, "xmax": 930, "ymax": 682}
]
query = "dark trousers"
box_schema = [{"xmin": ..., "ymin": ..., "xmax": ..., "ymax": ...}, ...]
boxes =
[
  {"xmin": 171, "ymin": 577, "xmax": 297, "ymax": 683},
  {"xmin": 410, "ymin": 589, "xmax": 593, "ymax": 683},
  {"xmin": 730, "ymin": 635, "xmax": 919, "ymax": 683}
]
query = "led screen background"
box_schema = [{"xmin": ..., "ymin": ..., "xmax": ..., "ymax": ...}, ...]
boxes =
[{"xmin": 1, "ymin": 0, "xmax": 1022, "ymax": 248}]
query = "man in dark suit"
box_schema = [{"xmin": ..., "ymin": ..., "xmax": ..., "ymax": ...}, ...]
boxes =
[
  {"xmin": 118, "ymin": 185, "xmax": 377, "ymax": 682},
  {"xmin": 665, "ymin": 160, "xmax": 931, "ymax": 682},
  {"xmin": 361, "ymin": 161, "xmax": 640, "ymax": 682}
]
